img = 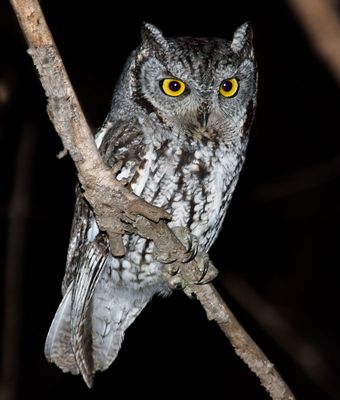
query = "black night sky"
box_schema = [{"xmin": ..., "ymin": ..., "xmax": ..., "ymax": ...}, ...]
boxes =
[{"xmin": 1, "ymin": 1, "xmax": 340, "ymax": 399}]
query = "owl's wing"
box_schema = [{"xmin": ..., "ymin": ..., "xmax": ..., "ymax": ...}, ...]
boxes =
[
  {"xmin": 46, "ymin": 120, "xmax": 147, "ymax": 385},
  {"xmin": 62, "ymin": 184, "xmax": 94, "ymax": 294},
  {"xmin": 62, "ymin": 119, "xmax": 146, "ymax": 294},
  {"xmin": 99, "ymin": 118, "xmax": 147, "ymax": 169}
]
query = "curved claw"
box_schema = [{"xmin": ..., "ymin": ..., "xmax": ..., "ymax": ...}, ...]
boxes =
[
  {"xmin": 197, "ymin": 260, "xmax": 218, "ymax": 284},
  {"xmin": 197, "ymin": 253, "xmax": 210, "ymax": 283},
  {"xmin": 165, "ymin": 263, "xmax": 180, "ymax": 276},
  {"xmin": 172, "ymin": 226, "xmax": 198, "ymax": 263}
]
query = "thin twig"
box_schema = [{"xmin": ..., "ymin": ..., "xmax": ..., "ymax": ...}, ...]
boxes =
[
  {"xmin": 287, "ymin": 0, "xmax": 340, "ymax": 86},
  {"xmin": 9, "ymin": 1, "xmax": 295, "ymax": 398}
]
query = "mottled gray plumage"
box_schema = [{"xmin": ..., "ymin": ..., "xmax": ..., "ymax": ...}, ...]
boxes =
[{"xmin": 45, "ymin": 22, "xmax": 257, "ymax": 387}]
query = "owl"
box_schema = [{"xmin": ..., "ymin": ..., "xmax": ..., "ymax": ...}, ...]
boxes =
[{"xmin": 45, "ymin": 22, "xmax": 257, "ymax": 387}]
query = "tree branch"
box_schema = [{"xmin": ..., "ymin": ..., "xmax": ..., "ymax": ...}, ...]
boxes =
[{"xmin": 9, "ymin": 1, "xmax": 295, "ymax": 398}]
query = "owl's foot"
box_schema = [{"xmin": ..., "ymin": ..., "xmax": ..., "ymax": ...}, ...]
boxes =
[
  {"xmin": 166, "ymin": 252, "xmax": 218, "ymax": 291},
  {"xmin": 153, "ymin": 226, "xmax": 198, "ymax": 265},
  {"xmin": 154, "ymin": 226, "xmax": 218, "ymax": 291}
]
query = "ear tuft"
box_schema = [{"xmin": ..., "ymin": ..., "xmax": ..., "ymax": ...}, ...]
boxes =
[
  {"xmin": 231, "ymin": 22, "xmax": 253, "ymax": 55},
  {"xmin": 141, "ymin": 22, "xmax": 169, "ymax": 53}
]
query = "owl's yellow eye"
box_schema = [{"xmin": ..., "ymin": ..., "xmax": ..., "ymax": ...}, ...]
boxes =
[
  {"xmin": 219, "ymin": 78, "xmax": 239, "ymax": 98},
  {"xmin": 161, "ymin": 78, "xmax": 186, "ymax": 97}
]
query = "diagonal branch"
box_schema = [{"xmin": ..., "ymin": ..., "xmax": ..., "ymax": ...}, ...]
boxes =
[
  {"xmin": 9, "ymin": 0, "xmax": 295, "ymax": 399},
  {"xmin": 9, "ymin": 0, "xmax": 170, "ymax": 258}
]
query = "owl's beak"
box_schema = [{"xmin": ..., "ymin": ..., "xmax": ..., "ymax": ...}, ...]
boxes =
[{"xmin": 197, "ymin": 111, "xmax": 210, "ymax": 128}]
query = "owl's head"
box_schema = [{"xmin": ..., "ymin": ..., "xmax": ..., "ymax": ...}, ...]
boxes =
[{"xmin": 124, "ymin": 23, "xmax": 257, "ymax": 144}]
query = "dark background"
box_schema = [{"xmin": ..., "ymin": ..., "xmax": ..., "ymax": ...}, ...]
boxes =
[{"xmin": 1, "ymin": 0, "xmax": 339, "ymax": 399}]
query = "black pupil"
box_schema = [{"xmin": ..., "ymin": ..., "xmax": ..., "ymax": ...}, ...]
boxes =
[
  {"xmin": 222, "ymin": 80, "xmax": 233, "ymax": 91},
  {"xmin": 169, "ymin": 80, "xmax": 181, "ymax": 91}
]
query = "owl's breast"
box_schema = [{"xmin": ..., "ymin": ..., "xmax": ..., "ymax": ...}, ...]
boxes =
[{"xmin": 128, "ymin": 138, "xmax": 244, "ymax": 251}]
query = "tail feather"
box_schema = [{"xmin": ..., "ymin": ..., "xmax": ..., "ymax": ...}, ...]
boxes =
[
  {"xmin": 44, "ymin": 282, "xmax": 79, "ymax": 375},
  {"xmin": 45, "ymin": 257, "xmax": 155, "ymax": 385},
  {"xmin": 70, "ymin": 241, "xmax": 107, "ymax": 387},
  {"xmin": 91, "ymin": 284, "xmax": 152, "ymax": 371}
]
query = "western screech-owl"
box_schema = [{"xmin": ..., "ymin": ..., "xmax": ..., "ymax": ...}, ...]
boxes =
[{"xmin": 45, "ymin": 22, "xmax": 258, "ymax": 387}]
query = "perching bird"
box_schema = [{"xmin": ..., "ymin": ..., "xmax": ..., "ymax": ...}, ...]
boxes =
[{"xmin": 45, "ymin": 22, "xmax": 258, "ymax": 387}]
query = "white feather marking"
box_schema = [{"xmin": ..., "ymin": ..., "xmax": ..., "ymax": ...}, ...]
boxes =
[
  {"xmin": 86, "ymin": 219, "xmax": 99, "ymax": 242},
  {"xmin": 95, "ymin": 122, "xmax": 113, "ymax": 148}
]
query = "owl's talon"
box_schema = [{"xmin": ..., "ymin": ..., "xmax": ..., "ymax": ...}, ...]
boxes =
[
  {"xmin": 197, "ymin": 259, "xmax": 218, "ymax": 284},
  {"xmin": 172, "ymin": 226, "xmax": 198, "ymax": 262},
  {"xmin": 186, "ymin": 251, "xmax": 218, "ymax": 284},
  {"xmin": 165, "ymin": 263, "xmax": 179, "ymax": 276},
  {"xmin": 195, "ymin": 252, "xmax": 209, "ymax": 282}
]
